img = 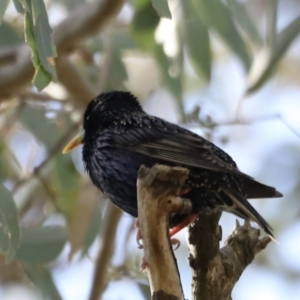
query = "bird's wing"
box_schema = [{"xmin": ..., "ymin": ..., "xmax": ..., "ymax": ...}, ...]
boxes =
[{"xmin": 109, "ymin": 117, "xmax": 251, "ymax": 177}]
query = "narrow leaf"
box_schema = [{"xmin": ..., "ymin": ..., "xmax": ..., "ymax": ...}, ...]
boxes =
[
  {"xmin": 185, "ymin": 18, "xmax": 211, "ymax": 80},
  {"xmin": 138, "ymin": 282, "xmax": 151, "ymax": 300},
  {"xmin": 82, "ymin": 201, "xmax": 101, "ymax": 255},
  {"xmin": 20, "ymin": 106, "xmax": 59, "ymax": 148},
  {"xmin": 32, "ymin": 0, "xmax": 57, "ymax": 80},
  {"xmin": 21, "ymin": 0, "xmax": 57, "ymax": 90},
  {"xmin": 53, "ymin": 154, "xmax": 80, "ymax": 220},
  {"xmin": 0, "ymin": 22, "xmax": 23, "ymax": 47},
  {"xmin": 13, "ymin": 0, "xmax": 25, "ymax": 14},
  {"xmin": 131, "ymin": 1, "xmax": 159, "ymax": 50},
  {"xmin": 192, "ymin": 0, "xmax": 251, "ymax": 70},
  {"xmin": 26, "ymin": 265, "xmax": 63, "ymax": 300},
  {"xmin": 151, "ymin": 0, "xmax": 171, "ymax": 19},
  {"xmin": 32, "ymin": 64, "xmax": 52, "ymax": 91},
  {"xmin": 247, "ymin": 14, "xmax": 300, "ymax": 93},
  {"xmin": 154, "ymin": 44, "xmax": 185, "ymax": 121},
  {"xmin": 0, "ymin": 0, "xmax": 10, "ymax": 24},
  {"xmin": 225, "ymin": 0, "xmax": 263, "ymax": 47},
  {"xmin": 16, "ymin": 226, "xmax": 68, "ymax": 264},
  {"xmin": 0, "ymin": 185, "xmax": 20, "ymax": 262}
]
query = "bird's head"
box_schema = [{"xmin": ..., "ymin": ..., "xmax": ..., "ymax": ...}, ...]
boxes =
[{"xmin": 62, "ymin": 91, "xmax": 143, "ymax": 153}]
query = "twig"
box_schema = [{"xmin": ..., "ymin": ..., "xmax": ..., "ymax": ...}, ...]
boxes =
[
  {"xmin": 88, "ymin": 203, "xmax": 122, "ymax": 300},
  {"xmin": 188, "ymin": 214, "xmax": 271, "ymax": 300},
  {"xmin": 55, "ymin": 56, "xmax": 96, "ymax": 109},
  {"xmin": 137, "ymin": 165, "xmax": 192, "ymax": 300},
  {"xmin": 12, "ymin": 122, "xmax": 79, "ymax": 195}
]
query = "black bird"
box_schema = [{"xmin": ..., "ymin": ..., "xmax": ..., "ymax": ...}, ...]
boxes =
[{"xmin": 63, "ymin": 91, "xmax": 282, "ymax": 237}]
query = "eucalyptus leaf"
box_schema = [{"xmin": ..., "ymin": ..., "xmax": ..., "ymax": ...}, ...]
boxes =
[
  {"xmin": 16, "ymin": 226, "xmax": 68, "ymax": 264},
  {"xmin": 0, "ymin": 0, "xmax": 10, "ymax": 24},
  {"xmin": 0, "ymin": 22, "xmax": 23, "ymax": 47},
  {"xmin": 20, "ymin": 0, "xmax": 57, "ymax": 90},
  {"xmin": 0, "ymin": 185, "xmax": 20, "ymax": 262},
  {"xmin": 138, "ymin": 282, "xmax": 151, "ymax": 300},
  {"xmin": 151, "ymin": 0, "xmax": 171, "ymax": 19},
  {"xmin": 225, "ymin": 0, "xmax": 263, "ymax": 47},
  {"xmin": 32, "ymin": 64, "xmax": 52, "ymax": 91},
  {"xmin": 247, "ymin": 14, "xmax": 300, "ymax": 93},
  {"xmin": 53, "ymin": 154, "xmax": 80, "ymax": 220},
  {"xmin": 20, "ymin": 106, "xmax": 59, "ymax": 148},
  {"xmin": 154, "ymin": 44, "xmax": 185, "ymax": 121},
  {"xmin": 26, "ymin": 265, "xmax": 63, "ymax": 300},
  {"xmin": 103, "ymin": 46, "xmax": 128, "ymax": 91},
  {"xmin": 82, "ymin": 201, "xmax": 101, "ymax": 255},
  {"xmin": 185, "ymin": 17, "xmax": 211, "ymax": 81},
  {"xmin": 131, "ymin": 1, "xmax": 159, "ymax": 50},
  {"xmin": 13, "ymin": 0, "xmax": 25, "ymax": 13},
  {"xmin": 192, "ymin": 0, "xmax": 251, "ymax": 70}
]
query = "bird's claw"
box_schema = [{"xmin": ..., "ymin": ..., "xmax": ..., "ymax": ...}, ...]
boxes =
[
  {"xmin": 135, "ymin": 219, "xmax": 144, "ymax": 249},
  {"xmin": 140, "ymin": 256, "xmax": 148, "ymax": 271},
  {"xmin": 171, "ymin": 238, "xmax": 181, "ymax": 250}
]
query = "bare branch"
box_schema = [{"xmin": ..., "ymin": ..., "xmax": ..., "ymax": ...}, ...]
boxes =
[
  {"xmin": 12, "ymin": 122, "xmax": 79, "ymax": 195},
  {"xmin": 188, "ymin": 213, "xmax": 271, "ymax": 300},
  {"xmin": 137, "ymin": 165, "xmax": 192, "ymax": 300},
  {"xmin": 88, "ymin": 203, "xmax": 122, "ymax": 300},
  {"xmin": 54, "ymin": 0, "xmax": 125, "ymax": 52},
  {"xmin": 56, "ymin": 56, "xmax": 96, "ymax": 109}
]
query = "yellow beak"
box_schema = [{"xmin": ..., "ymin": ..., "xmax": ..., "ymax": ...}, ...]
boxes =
[{"xmin": 62, "ymin": 130, "xmax": 85, "ymax": 154}]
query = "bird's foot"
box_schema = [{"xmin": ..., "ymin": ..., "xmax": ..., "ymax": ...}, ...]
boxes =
[{"xmin": 169, "ymin": 214, "xmax": 197, "ymax": 237}]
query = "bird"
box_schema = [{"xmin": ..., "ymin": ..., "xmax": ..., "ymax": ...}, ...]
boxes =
[{"xmin": 63, "ymin": 91, "xmax": 282, "ymax": 238}]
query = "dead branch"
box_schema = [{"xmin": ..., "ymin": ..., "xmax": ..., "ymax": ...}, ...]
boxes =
[
  {"xmin": 89, "ymin": 203, "xmax": 122, "ymax": 300},
  {"xmin": 55, "ymin": 56, "xmax": 96, "ymax": 109},
  {"xmin": 188, "ymin": 212, "xmax": 271, "ymax": 300},
  {"xmin": 137, "ymin": 164, "xmax": 192, "ymax": 300}
]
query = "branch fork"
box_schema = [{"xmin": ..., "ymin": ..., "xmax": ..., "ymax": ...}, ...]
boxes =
[{"xmin": 136, "ymin": 164, "xmax": 272, "ymax": 300}]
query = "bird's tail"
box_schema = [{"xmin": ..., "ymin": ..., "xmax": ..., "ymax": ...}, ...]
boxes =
[
  {"xmin": 243, "ymin": 178, "xmax": 282, "ymax": 199},
  {"xmin": 220, "ymin": 185, "xmax": 274, "ymax": 238}
]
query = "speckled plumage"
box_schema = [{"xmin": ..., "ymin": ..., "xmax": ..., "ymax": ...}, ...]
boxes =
[{"xmin": 82, "ymin": 91, "xmax": 282, "ymax": 236}]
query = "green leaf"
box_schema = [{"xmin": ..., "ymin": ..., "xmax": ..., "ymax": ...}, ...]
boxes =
[
  {"xmin": 151, "ymin": 0, "xmax": 171, "ymax": 19},
  {"xmin": 137, "ymin": 282, "xmax": 151, "ymax": 300},
  {"xmin": 16, "ymin": 226, "xmax": 68, "ymax": 264},
  {"xmin": 53, "ymin": 154, "xmax": 80, "ymax": 219},
  {"xmin": 0, "ymin": 185, "xmax": 20, "ymax": 262},
  {"xmin": 154, "ymin": 44, "xmax": 185, "ymax": 121},
  {"xmin": 131, "ymin": 1, "xmax": 159, "ymax": 50},
  {"xmin": 13, "ymin": 0, "xmax": 25, "ymax": 13},
  {"xmin": 192, "ymin": 0, "xmax": 251, "ymax": 70},
  {"xmin": 184, "ymin": 11, "xmax": 211, "ymax": 80},
  {"xmin": 32, "ymin": 64, "xmax": 52, "ymax": 91},
  {"xmin": 32, "ymin": 0, "xmax": 57, "ymax": 76},
  {"xmin": 0, "ymin": 22, "xmax": 23, "ymax": 47},
  {"xmin": 26, "ymin": 265, "xmax": 63, "ymax": 300},
  {"xmin": 246, "ymin": 14, "xmax": 300, "ymax": 93},
  {"xmin": 103, "ymin": 46, "xmax": 128, "ymax": 91},
  {"xmin": 225, "ymin": 0, "xmax": 263, "ymax": 47},
  {"xmin": 20, "ymin": 106, "xmax": 59, "ymax": 148},
  {"xmin": 22, "ymin": 0, "xmax": 57, "ymax": 90},
  {"xmin": 82, "ymin": 201, "xmax": 101, "ymax": 255},
  {"xmin": 0, "ymin": 0, "xmax": 10, "ymax": 24}
]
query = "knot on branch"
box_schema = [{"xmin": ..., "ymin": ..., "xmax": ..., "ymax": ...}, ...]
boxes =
[
  {"xmin": 188, "ymin": 215, "xmax": 272, "ymax": 300},
  {"xmin": 222, "ymin": 220, "xmax": 271, "ymax": 267},
  {"xmin": 138, "ymin": 165, "xmax": 192, "ymax": 214}
]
